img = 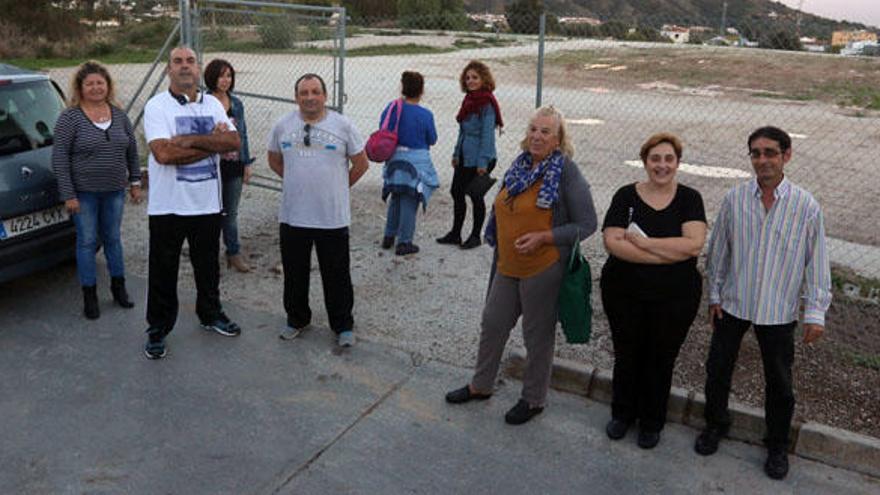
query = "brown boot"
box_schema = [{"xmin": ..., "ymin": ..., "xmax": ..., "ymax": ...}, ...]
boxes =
[{"xmin": 226, "ymin": 254, "xmax": 251, "ymax": 273}]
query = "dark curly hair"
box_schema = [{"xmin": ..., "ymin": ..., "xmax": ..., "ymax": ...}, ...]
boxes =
[{"xmin": 204, "ymin": 59, "xmax": 235, "ymax": 93}]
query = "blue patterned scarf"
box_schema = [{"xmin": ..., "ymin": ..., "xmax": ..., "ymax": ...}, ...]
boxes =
[
  {"xmin": 503, "ymin": 149, "xmax": 564, "ymax": 208},
  {"xmin": 485, "ymin": 149, "xmax": 565, "ymax": 246}
]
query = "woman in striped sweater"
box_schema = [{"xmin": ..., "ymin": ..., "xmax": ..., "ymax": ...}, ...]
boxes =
[{"xmin": 52, "ymin": 61, "xmax": 142, "ymax": 320}]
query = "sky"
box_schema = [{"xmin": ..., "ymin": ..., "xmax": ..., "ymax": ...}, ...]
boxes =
[{"xmin": 778, "ymin": 0, "xmax": 880, "ymax": 28}]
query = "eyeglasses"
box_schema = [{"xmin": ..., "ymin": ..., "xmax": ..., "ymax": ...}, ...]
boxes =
[
  {"xmin": 748, "ymin": 148, "xmax": 782, "ymax": 159},
  {"xmin": 303, "ymin": 123, "xmax": 311, "ymax": 147}
]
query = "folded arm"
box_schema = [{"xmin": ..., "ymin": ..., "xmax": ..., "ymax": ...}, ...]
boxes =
[
  {"xmin": 625, "ymin": 220, "xmax": 707, "ymax": 262},
  {"xmin": 603, "ymin": 227, "xmax": 668, "ymax": 264}
]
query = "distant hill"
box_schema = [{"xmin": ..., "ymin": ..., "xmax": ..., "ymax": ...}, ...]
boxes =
[{"xmin": 463, "ymin": 0, "xmax": 876, "ymax": 39}]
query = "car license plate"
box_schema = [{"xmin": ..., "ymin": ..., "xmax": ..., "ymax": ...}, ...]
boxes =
[{"xmin": 0, "ymin": 205, "xmax": 70, "ymax": 240}]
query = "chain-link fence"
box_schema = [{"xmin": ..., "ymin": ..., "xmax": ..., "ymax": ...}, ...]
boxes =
[
  {"xmin": 41, "ymin": 2, "xmax": 880, "ymax": 287},
  {"xmin": 317, "ymin": 8, "xmax": 878, "ymax": 284}
]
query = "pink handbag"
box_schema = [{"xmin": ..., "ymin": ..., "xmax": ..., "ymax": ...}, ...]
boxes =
[{"xmin": 365, "ymin": 99, "xmax": 403, "ymax": 162}]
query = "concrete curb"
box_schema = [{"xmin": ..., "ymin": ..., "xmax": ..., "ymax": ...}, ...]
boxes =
[{"xmin": 503, "ymin": 350, "xmax": 880, "ymax": 479}]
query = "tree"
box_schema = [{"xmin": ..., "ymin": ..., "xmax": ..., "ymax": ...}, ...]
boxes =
[
  {"xmin": 761, "ymin": 30, "xmax": 803, "ymax": 51},
  {"xmin": 599, "ymin": 20, "xmax": 630, "ymax": 40},
  {"xmin": 505, "ymin": 0, "xmax": 543, "ymax": 35},
  {"xmin": 398, "ymin": 0, "xmax": 466, "ymax": 30},
  {"xmin": 0, "ymin": 0, "xmax": 86, "ymax": 41}
]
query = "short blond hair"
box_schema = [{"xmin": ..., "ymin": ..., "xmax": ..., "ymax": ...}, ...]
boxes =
[{"xmin": 519, "ymin": 106, "xmax": 574, "ymax": 158}]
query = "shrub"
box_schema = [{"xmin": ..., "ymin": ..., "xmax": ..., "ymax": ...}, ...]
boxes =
[{"xmin": 259, "ymin": 18, "xmax": 294, "ymax": 49}]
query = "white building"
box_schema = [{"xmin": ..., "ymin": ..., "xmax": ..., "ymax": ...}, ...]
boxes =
[{"xmin": 661, "ymin": 25, "xmax": 690, "ymax": 43}]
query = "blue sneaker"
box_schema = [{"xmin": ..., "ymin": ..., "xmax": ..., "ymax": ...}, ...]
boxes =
[
  {"xmin": 201, "ymin": 313, "xmax": 241, "ymax": 337},
  {"xmin": 337, "ymin": 330, "xmax": 355, "ymax": 348},
  {"xmin": 144, "ymin": 327, "xmax": 167, "ymax": 360}
]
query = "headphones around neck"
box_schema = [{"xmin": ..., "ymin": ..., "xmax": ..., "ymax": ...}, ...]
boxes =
[{"xmin": 169, "ymin": 89, "xmax": 204, "ymax": 106}]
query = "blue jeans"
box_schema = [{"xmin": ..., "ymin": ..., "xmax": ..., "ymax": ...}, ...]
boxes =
[
  {"xmin": 384, "ymin": 193, "xmax": 418, "ymax": 244},
  {"xmin": 221, "ymin": 175, "xmax": 243, "ymax": 255},
  {"xmin": 72, "ymin": 190, "xmax": 125, "ymax": 286}
]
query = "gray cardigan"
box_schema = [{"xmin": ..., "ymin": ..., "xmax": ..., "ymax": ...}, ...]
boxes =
[{"xmin": 488, "ymin": 156, "xmax": 598, "ymax": 279}]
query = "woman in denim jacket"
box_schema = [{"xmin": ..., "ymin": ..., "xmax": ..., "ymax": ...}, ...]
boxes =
[
  {"xmin": 436, "ymin": 60, "xmax": 503, "ymax": 250},
  {"xmin": 205, "ymin": 59, "xmax": 256, "ymax": 272}
]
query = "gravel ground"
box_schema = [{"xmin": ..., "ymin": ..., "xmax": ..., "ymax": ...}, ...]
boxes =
[
  {"xmin": 87, "ymin": 36, "xmax": 877, "ymax": 439},
  {"xmin": 119, "ymin": 166, "xmax": 879, "ymax": 439}
]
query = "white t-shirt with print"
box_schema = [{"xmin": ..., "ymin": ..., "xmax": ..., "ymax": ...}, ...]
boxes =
[
  {"xmin": 267, "ymin": 110, "xmax": 364, "ymax": 229},
  {"xmin": 144, "ymin": 91, "xmax": 235, "ymax": 216}
]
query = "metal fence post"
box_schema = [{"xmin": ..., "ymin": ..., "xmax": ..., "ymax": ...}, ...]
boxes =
[
  {"xmin": 536, "ymin": 13, "xmax": 545, "ymax": 109},
  {"xmin": 337, "ymin": 7, "xmax": 346, "ymax": 115},
  {"xmin": 179, "ymin": 0, "xmax": 192, "ymax": 46}
]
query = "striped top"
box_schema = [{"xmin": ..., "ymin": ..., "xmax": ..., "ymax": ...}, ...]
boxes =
[
  {"xmin": 52, "ymin": 105, "xmax": 140, "ymax": 201},
  {"xmin": 706, "ymin": 178, "xmax": 832, "ymax": 326}
]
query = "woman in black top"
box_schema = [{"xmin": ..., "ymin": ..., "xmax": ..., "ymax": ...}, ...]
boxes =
[
  {"xmin": 52, "ymin": 61, "xmax": 141, "ymax": 320},
  {"xmin": 600, "ymin": 133, "xmax": 707, "ymax": 449}
]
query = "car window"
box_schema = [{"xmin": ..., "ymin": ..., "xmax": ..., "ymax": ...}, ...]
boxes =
[{"xmin": 0, "ymin": 80, "xmax": 65, "ymax": 157}]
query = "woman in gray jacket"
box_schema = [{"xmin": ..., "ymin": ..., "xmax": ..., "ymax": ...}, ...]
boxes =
[{"xmin": 445, "ymin": 106, "xmax": 597, "ymax": 424}]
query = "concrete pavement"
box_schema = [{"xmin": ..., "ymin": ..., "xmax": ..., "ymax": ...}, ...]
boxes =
[{"xmin": 1, "ymin": 266, "xmax": 877, "ymax": 494}]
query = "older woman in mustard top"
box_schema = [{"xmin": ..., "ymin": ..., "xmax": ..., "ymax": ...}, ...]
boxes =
[{"xmin": 445, "ymin": 106, "xmax": 598, "ymax": 425}]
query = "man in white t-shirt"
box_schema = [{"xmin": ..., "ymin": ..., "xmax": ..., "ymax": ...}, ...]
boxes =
[
  {"xmin": 267, "ymin": 73, "xmax": 369, "ymax": 348},
  {"xmin": 142, "ymin": 46, "xmax": 243, "ymax": 360}
]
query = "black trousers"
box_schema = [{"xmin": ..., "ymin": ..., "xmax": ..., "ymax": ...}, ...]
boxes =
[
  {"xmin": 448, "ymin": 160, "xmax": 496, "ymax": 239},
  {"xmin": 704, "ymin": 311, "xmax": 796, "ymax": 449},
  {"xmin": 602, "ymin": 282, "xmax": 701, "ymax": 432},
  {"xmin": 147, "ymin": 214, "xmax": 223, "ymax": 333},
  {"xmin": 279, "ymin": 224, "xmax": 353, "ymax": 334}
]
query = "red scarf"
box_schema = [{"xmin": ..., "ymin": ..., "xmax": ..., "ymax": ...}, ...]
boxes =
[{"xmin": 455, "ymin": 90, "xmax": 504, "ymax": 128}]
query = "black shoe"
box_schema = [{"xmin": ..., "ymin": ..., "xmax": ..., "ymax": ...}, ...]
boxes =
[
  {"xmin": 694, "ymin": 427, "xmax": 726, "ymax": 456},
  {"xmin": 201, "ymin": 313, "xmax": 241, "ymax": 337},
  {"xmin": 764, "ymin": 448, "xmax": 789, "ymax": 480},
  {"xmin": 381, "ymin": 236, "xmax": 395, "ymax": 249},
  {"xmin": 144, "ymin": 327, "xmax": 167, "ymax": 360},
  {"xmin": 436, "ymin": 232, "xmax": 462, "ymax": 245},
  {"xmin": 605, "ymin": 419, "xmax": 631, "ymax": 440},
  {"xmin": 460, "ymin": 235, "xmax": 481, "ymax": 250},
  {"xmin": 637, "ymin": 429, "xmax": 661, "ymax": 449},
  {"xmin": 504, "ymin": 399, "xmax": 543, "ymax": 425},
  {"xmin": 110, "ymin": 276, "xmax": 134, "ymax": 308},
  {"xmin": 445, "ymin": 385, "xmax": 492, "ymax": 404},
  {"xmin": 82, "ymin": 285, "xmax": 99, "ymax": 320},
  {"xmin": 395, "ymin": 243, "xmax": 420, "ymax": 256}
]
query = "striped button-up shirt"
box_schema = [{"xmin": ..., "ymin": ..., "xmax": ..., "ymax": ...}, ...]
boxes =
[{"xmin": 706, "ymin": 178, "xmax": 832, "ymax": 326}]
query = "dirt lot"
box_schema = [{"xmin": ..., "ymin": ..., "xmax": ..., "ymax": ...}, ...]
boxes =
[{"xmin": 78, "ymin": 36, "xmax": 879, "ymax": 441}]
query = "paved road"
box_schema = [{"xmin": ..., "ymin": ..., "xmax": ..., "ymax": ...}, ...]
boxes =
[{"xmin": 1, "ymin": 265, "xmax": 877, "ymax": 494}]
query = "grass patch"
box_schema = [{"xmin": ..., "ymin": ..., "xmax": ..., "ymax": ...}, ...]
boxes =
[
  {"xmin": 831, "ymin": 265, "xmax": 880, "ymax": 294},
  {"xmin": 751, "ymin": 91, "xmax": 814, "ymax": 101},
  {"xmin": 345, "ymin": 43, "xmax": 455, "ymax": 57},
  {"xmin": 849, "ymin": 353, "xmax": 880, "ymax": 371},
  {"xmin": 539, "ymin": 46, "xmax": 880, "ymax": 110},
  {"xmin": 453, "ymin": 37, "xmax": 515, "ymax": 49},
  {"xmin": 6, "ymin": 49, "xmax": 158, "ymax": 70}
]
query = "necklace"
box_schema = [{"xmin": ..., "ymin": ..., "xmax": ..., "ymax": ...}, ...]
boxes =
[{"xmin": 82, "ymin": 103, "xmax": 111, "ymax": 124}]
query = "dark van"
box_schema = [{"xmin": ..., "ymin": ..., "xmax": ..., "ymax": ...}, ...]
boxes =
[{"xmin": 0, "ymin": 64, "xmax": 76, "ymax": 284}]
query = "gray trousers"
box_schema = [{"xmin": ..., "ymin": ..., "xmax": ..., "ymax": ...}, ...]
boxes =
[{"xmin": 471, "ymin": 261, "xmax": 564, "ymax": 407}]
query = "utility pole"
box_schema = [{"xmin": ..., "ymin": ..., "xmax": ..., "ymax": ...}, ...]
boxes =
[
  {"xmin": 720, "ymin": 1, "xmax": 728, "ymax": 36},
  {"xmin": 796, "ymin": 0, "xmax": 805, "ymax": 38}
]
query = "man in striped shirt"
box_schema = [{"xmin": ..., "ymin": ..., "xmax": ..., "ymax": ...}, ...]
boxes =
[{"xmin": 695, "ymin": 126, "xmax": 832, "ymax": 480}]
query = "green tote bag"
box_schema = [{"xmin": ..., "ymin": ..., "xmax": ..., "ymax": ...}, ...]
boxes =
[{"xmin": 557, "ymin": 238, "xmax": 593, "ymax": 344}]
